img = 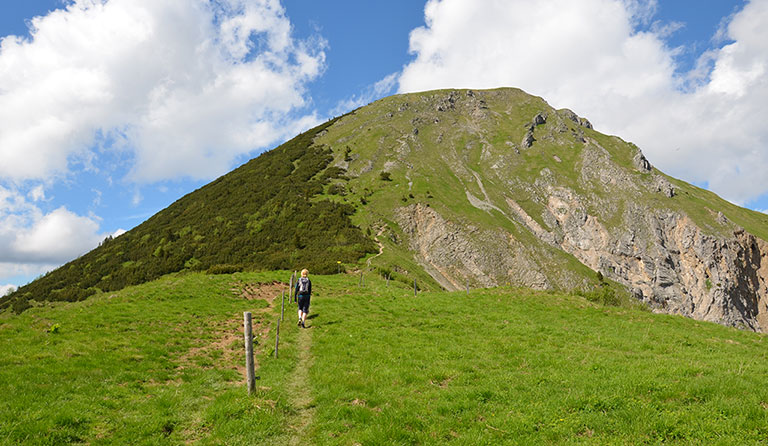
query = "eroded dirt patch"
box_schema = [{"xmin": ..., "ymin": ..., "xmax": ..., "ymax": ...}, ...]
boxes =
[
  {"xmin": 230, "ymin": 280, "xmax": 286, "ymax": 303},
  {"xmin": 175, "ymin": 282, "xmax": 285, "ymax": 380}
]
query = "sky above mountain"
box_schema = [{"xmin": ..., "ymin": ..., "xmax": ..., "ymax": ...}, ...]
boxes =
[{"xmin": 1, "ymin": 0, "xmax": 765, "ymax": 294}]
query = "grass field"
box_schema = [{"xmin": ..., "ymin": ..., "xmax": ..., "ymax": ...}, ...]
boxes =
[{"xmin": 2, "ymin": 271, "xmax": 768, "ymax": 445}]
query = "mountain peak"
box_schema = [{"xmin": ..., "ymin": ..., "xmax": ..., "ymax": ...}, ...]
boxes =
[{"xmin": 6, "ymin": 87, "xmax": 768, "ymax": 332}]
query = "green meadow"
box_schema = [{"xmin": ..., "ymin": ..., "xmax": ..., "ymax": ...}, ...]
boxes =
[{"xmin": 2, "ymin": 271, "xmax": 768, "ymax": 445}]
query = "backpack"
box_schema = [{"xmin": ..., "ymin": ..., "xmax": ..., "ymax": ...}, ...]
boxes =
[{"xmin": 298, "ymin": 277, "xmax": 310, "ymax": 294}]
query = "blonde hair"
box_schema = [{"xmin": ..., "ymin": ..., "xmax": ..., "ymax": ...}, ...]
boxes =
[{"xmin": 301, "ymin": 269, "xmax": 309, "ymax": 277}]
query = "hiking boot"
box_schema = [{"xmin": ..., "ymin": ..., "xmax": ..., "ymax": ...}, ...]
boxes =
[
  {"xmin": 301, "ymin": 321, "xmax": 306, "ymax": 328},
  {"xmin": 297, "ymin": 320, "xmax": 301, "ymax": 327}
]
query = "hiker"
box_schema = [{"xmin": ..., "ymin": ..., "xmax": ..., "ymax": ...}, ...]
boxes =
[{"xmin": 295, "ymin": 269, "xmax": 312, "ymax": 328}]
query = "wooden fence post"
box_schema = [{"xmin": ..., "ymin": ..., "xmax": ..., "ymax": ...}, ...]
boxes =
[
  {"xmin": 386, "ymin": 274, "xmax": 390, "ymax": 287},
  {"xmin": 244, "ymin": 312, "xmax": 255, "ymax": 394},
  {"xmin": 274, "ymin": 318, "xmax": 280, "ymax": 359},
  {"xmin": 289, "ymin": 274, "xmax": 293, "ymax": 302},
  {"xmin": 414, "ymin": 279, "xmax": 417, "ymax": 297},
  {"xmin": 281, "ymin": 290, "xmax": 285, "ymax": 321},
  {"xmin": 359, "ymin": 271, "xmax": 363, "ymax": 287},
  {"xmin": 466, "ymin": 279, "xmax": 469, "ymax": 296}
]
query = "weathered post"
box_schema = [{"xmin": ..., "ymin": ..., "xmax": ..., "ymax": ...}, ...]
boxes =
[
  {"xmin": 244, "ymin": 312, "xmax": 255, "ymax": 394},
  {"xmin": 386, "ymin": 274, "xmax": 390, "ymax": 287},
  {"xmin": 274, "ymin": 318, "xmax": 280, "ymax": 359},
  {"xmin": 359, "ymin": 271, "xmax": 363, "ymax": 287},
  {"xmin": 414, "ymin": 279, "xmax": 417, "ymax": 297},
  {"xmin": 293, "ymin": 271, "xmax": 298, "ymax": 302},
  {"xmin": 281, "ymin": 290, "xmax": 285, "ymax": 321},
  {"xmin": 466, "ymin": 278, "xmax": 469, "ymax": 296},
  {"xmin": 289, "ymin": 273, "xmax": 294, "ymax": 302}
]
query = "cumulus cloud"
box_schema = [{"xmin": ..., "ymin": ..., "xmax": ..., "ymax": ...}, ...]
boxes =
[
  {"xmin": 0, "ymin": 0, "xmax": 325, "ymax": 183},
  {"xmin": 399, "ymin": 0, "xmax": 768, "ymax": 205},
  {"xmin": 0, "ymin": 185, "xmax": 110, "ymax": 267}
]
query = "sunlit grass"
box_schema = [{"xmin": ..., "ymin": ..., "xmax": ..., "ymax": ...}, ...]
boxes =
[
  {"xmin": 309, "ymin": 275, "xmax": 768, "ymax": 445},
  {"xmin": 2, "ymin": 271, "xmax": 768, "ymax": 445}
]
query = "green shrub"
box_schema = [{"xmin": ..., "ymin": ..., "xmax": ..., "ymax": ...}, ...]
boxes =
[
  {"xmin": 206, "ymin": 264, "xmax": 243, "ymax": 275},
  {"xmin": 327, "ymin": 183, "xmax": 346, "ymax": 195},
  {"xmin": 11, "ymin": 298, "xmax": 31, "ymax": 315},
  {"xmin": 576, "ymin": 285, "xmax": 620, "ymax": 306}
]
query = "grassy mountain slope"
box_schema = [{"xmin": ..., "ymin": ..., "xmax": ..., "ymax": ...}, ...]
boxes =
[
  {"xmin": 3, "ymin": 118, "xmax": 376, "ymax": 313},
  {"xmin": 2, "ymin": 272, "xmax": 767, "ymax": 444},
  {"xmin": 6, "ymin": 87, "xmax": 768, "ymax": 329},
  {"xmin": 311, "ymin": 88, "xmax": 768, "ymax": 290}
]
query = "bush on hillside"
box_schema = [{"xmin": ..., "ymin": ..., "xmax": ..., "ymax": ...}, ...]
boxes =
[
  {"xmin": 206, "ymin": 264, "xmax": 243, "ymax": 275},
  {"xmin": 576, "ymin": 285, "xmax": 621, "ymax": 306}
]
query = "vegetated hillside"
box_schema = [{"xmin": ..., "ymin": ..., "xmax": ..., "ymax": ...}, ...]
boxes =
[
  {"xmin": 6, "ymin": 87, "xmax": 768, "ymax": 332},
  {"xmin": 1, "ymin": 271, "xmax": 767, "ymax": 444},
  {"xmin": 309, "ymin": 88, "xmax": 768, "ymax": 331},
  {"xmin": 2, "ymin": 118, "xmax": 376, "ymax": 314}
]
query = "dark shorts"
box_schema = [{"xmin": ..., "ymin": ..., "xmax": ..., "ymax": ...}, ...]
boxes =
[{"xmin": 298, "ymin": 294, "xmax": 310, "ymax": 313}]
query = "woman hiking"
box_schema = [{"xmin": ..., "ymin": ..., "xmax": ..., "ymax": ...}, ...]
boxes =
[{"xmin": 295, "ymin": 269, "xmax": 312, "ymax": 328}]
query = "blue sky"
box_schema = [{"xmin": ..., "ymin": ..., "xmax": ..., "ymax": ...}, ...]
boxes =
[{"xmin": 1, "ymin": 0, "xmax": 766, "ymax": 293}]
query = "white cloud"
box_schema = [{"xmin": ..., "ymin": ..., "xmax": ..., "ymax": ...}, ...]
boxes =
[
  {"xmin": 399, "ymin": 0, "xmax": 768, "ymax": 205},
  {"xmin": 0, "ymin": 185, "xmax": 106, "ymax": 265},
  {"xmin": 0, "ymin": 0, "xmax": 325, "ymax": 184},
  {"xmin": 1, "ymin": 284, "xmax": 17, "ymax": 297},
  {"xmin": 28, "ymin": 185, "xmax": 46, "ymax": 202}
]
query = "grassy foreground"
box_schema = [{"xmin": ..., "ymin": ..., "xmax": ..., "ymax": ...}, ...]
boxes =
[{"xmin": 2, "ymin": 271, "xmax": 768, "ymax": 445}]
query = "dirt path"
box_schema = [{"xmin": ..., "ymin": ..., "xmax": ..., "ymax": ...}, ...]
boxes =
[
  {"xmin": 366, "ymin": 227, "xmax": 386, "ymax": 268},
  {"xmin": 286, "ymin": 326, "xmax": 315, "ymax": 445}
]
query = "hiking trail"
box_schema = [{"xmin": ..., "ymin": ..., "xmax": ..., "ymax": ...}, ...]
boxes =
[
  {"xmin": 366, "ymin": 227, "xmax": 386, "ymax": 268},
  {"xmin": 286, "ymin": 324, "xmax": 314, "ymax": 445}
]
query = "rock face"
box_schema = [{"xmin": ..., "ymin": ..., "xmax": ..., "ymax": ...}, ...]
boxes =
[
  {"xmin": 395, "ymin": 204, "xmax": 551, "ymax": 290},
  {"xmin": 394, "ymin": 185, "xmax": 768, "ymax": 331},
  {"xmin": 536, "ymin": 191, "xmax": 768, "ymax": 330},
  {"xmin": 314, "ymin": 87, "xmax": 768, "ymax": 332}
]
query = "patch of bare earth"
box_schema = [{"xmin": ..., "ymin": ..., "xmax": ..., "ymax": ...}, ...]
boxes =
[
  {"xmin": 176, "ymin": 281, "xmax": 287, "ymax": 444},
  {"xmin": 231, "ymin": 280, "xmax": 286, "ymax": 303},
  {"xmin": 174, "ymin": 281, "xmax": 286, "ymax": 380}
]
